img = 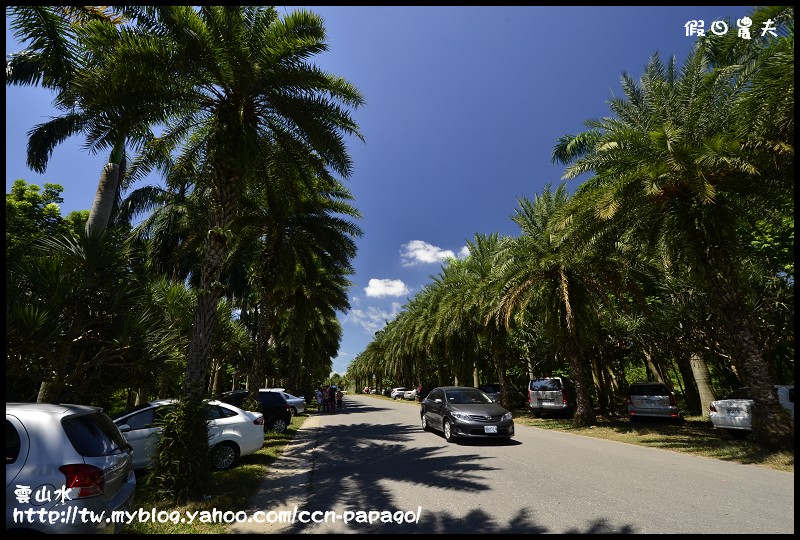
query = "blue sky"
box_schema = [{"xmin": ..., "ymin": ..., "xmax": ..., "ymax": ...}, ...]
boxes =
[{"xmin": 6, "ymin": 6, "xmax": 755, "ymax": 377}]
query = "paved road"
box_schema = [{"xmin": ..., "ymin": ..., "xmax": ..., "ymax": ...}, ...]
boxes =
[{"xmin": 231, "ymin": 394, "xmax": 794, "ymax": 534}]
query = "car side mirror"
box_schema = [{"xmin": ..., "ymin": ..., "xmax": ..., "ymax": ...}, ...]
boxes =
[
  {"xmin": 434, "ymin": 398, "xmax": 442, "ymax": 404},
  {"xmin": 117, "ymin": 424, "xmax": 131, "ymax": 433}
]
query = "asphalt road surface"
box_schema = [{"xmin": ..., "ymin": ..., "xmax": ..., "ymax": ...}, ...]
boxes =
[{"xmin": 231, "ymin": 393, "xmax": 794, "ymax": 534}]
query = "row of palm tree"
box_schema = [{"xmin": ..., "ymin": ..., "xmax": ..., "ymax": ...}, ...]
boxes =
[
  {"xmin": 347, "ymin": 6, "xmax": 794, "ymax": 451},
  {"xmin": 7, "ymin": 6, "xmax": 366, "ymax": 500}
]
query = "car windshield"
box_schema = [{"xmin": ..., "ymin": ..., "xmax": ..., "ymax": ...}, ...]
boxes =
[
  {"xmin": 533, "ymin": 379, "xmax": 562, "ymax": 391},
  {"xmin": 446, "ymin": 389, "xmax": 492, "ymax": 404}
]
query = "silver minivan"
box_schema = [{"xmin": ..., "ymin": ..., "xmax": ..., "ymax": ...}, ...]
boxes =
[
  {"xmin": 528, "ymin": 377, "xmax": 576, "ymax": 417},
  {"xmin": 626, "ymin": 382, "xmax": 683, "ymax": 422}
]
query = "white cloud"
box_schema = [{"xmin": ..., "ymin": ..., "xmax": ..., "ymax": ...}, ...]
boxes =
[
  {"xmin": 401, "ymin": 240, "xmax": 461, "ymax": 266},
  {"xmin": 459, "ymin": 245, "xmax": 471, "ymax": 258},
  {"xmin": 364, "ymin": 278, "xmax": 409, "ymax": 298},
  {"xmin": 344, "ymin": 303, "xmax": 402, "ymax": 334}
]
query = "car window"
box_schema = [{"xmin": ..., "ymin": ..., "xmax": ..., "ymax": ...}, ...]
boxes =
[
  {"xmin": 788, "ymin": 387, "xmax": 794, "ymax": 404},
  {"xmin": 62, "ymin": 412, "xmax": 128, "ymax": 457},
  {"xmin": 629, "ymin": 384, "xmax": 669, "ymax": 396},
  {"xmin": 533, "ymin": 379, "xmax": 562, "ymax": 391},
  {"xmin": 446, "ymin": 389, "xmax": 492, "ymax": 404},
  {"xmin": 259, "ymin": 392, "xmax": 284, "ymax": 405},
  {"xmin": 206, "ymin": 405, "xmax": 237, "ymax": 420},
  {"xmin": 6, "ymin": 419, "xmax": 21, "ymax": 464},
  {"xmin": 119, "ymin": 408, "xmax": 156, "ymax": 430},
  {"xmin": 722, "ymin": 387, "xmax": 751, "ymax": 400}
]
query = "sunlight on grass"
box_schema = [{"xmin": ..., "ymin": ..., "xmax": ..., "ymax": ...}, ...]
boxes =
[{"xmin": 121, "ymin": 412, "xmax": 310, "ymax": 534}]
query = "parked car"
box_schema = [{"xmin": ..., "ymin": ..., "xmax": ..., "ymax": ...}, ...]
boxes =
[
  {"xmin": 709, "ymin": 385, "xmax": 794, "ymax": 439},
  {"xmin": 420, "ymin": 386, "xmax": 514, "ymax": 443},
  {"xmin": 626, "ymin": 382, "xmax": 683, "ymax": 422},
  {"xmin": 266, "ymin": 390, "xmax": 305, "ymax": 417},
  {"xmin": 528, "ymin": 377, "xmax": 577, "ymax": 417},
  {"xmin": 478, "ymin": 383, "xmax": 501, "ymax": 402},
  {"xmin": 403, "ymin": 388, "xmax": 418, "ymax": 400},
  {"xmin": 215, "ymin": 389, "xmax": 293, "ymax": 433},
  {"xmin": 391, "ymin": 387, "xmax": 409, "ymax": 400},
  {"xmin": 6, "ymin": 402, "xmax": 137, "ymax": 534},
  {"xmin": 113, "ymin": 399, "xmax": 264, "ymax": 471}
]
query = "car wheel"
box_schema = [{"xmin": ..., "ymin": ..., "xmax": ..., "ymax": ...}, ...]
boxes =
[
  {"xmin": 421, "ymin": 414, "xmax": 429, "ymax": 431},
  {"xmin": 290, "ymin": 407, "xmax": 298, "ymax": 417},
  {"xmin": 443, "ymin": 418, "xmax": 457, "ymax": 443},
  {"xmin": 210, "ymin": 442, "xmax": 238, "ymax": 471},
  {"xmin": 271, "ymin": 417, "xmax": 288, "ymax": 433}
]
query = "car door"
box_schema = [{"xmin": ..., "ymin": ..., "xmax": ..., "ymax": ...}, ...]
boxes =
[
  {"xmin": 424, "ymin": 389, "xmax": 446, "ymax": 430},
  {"xmin": 204, "ymin": 405, "xmax": 229, "ymax": 448},
  {"xmin": 116, "ymin": 405, "xmax": 174, "ymax": 469}
]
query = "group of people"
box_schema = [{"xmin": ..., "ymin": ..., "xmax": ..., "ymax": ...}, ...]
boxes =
[{"xmin": 315, "ymin": 385, "xmax": 343, "ymax": 413}]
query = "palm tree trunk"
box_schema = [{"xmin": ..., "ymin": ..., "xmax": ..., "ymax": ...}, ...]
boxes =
[
  {"xmin": 182, "ymin": 179, "xmax": 235, "ymax": 402},
  {"xmin": 559, "ymin": 268, "xmax": 595, "ymax": 426},
  {"xmin": 708, "ymin": 242, "xmax": 794, "ymax": 449},
  {"xmin": 85, "ymin": 162, "xmax": 120, "ymax": 237},
  {"xmin": 687, "ymin": 353, "xmax": 715, "ymax": 418}
]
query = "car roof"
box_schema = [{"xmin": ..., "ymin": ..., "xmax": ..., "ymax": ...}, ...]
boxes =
[{"xmin": 6, "ymin": 402, "xmax": 102, "ymax": 415}]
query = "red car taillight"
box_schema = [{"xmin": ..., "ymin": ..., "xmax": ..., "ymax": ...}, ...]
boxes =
[
  {"xmin": 59, "ymin": 464, "xmax": 104, "ymax": 498},
  {"xmin": 253, "ymin": 416, "xmax": 264, "ymax": 426},
  {"xmin": 527, "ymin": 389, "xmax": 531, "ymax": 404},
  {"xmin": 562, "ymin": 391, "xmax": 568, "ymax": 405},
  {"xmin": 709, "ymin": 403, "xmax": 717, "ymax": 413}
]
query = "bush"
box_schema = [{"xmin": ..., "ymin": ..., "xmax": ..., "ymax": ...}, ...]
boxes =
[{"xmin": 144, "ymin": 399, "xmax": 211, "ymax": 503}]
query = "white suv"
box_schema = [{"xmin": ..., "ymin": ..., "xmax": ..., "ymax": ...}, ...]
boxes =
[
  {"xmin": 390, "ymin": 387, "xmax": 409, "ymax": 400},
  {"xmin": 6, "ymin": 403, "xmax": 137, "ymax": 534}
]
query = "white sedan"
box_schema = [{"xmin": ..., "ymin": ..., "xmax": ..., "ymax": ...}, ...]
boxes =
[
  {"xmin": 113, "ymin": 399, "xmax": 264, "ymax": 471},
  {"xmin": 709, "ymin": 385, "xmax": 794, "ymax": 439}
]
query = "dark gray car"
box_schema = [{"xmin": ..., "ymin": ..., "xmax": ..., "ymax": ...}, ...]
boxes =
[{"xmin": 420, "ymin": 386, "xmax": 514, "ymax": 443}]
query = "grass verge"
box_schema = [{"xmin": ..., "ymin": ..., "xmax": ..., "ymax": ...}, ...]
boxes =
[{"xmin": 121, "ymin": 410, "xmax": 311, "ymax": 534}]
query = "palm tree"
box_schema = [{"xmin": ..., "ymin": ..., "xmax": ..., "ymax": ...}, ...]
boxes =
[
  {"xmin": 552, "ymin": 45, "xmax": 793, "ymax": 448},
  {"xmin": 71, "ymin": 6, "xmax": 365, "ymax": 403},
  {"xmin": 6, "ymin": 6, "xmax": 135, "ymax": 237},
  {"xmin": 491, "ymin": 184, "xmax": 636, "ymax": 425}
]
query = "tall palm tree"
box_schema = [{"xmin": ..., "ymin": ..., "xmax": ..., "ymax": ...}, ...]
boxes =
[
  {"xmin": 491, "ymin": 184, "xmax": 638, "ymax": 425},
  {"xmin": 71, "ymin": 6, "xmax": 365, "ymax": 402},
  {"xmin": 552, "ymin": 46, "xmax": 793, "ymax": 448},
  {"xmin": 6, "ymin": 6, "xmax": 135, "ymax": 237}
]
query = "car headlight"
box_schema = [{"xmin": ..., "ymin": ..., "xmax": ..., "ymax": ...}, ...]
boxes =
[
  {"xmin": 501, "ymin": 412, "xmax": 513, "ymax": 422},
  {"xmin": 450, "ymin": 412, "xmax": 471, "ymax": 422}
]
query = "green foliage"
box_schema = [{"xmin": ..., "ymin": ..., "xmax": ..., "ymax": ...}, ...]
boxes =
[
  {"xmin": 240, "ymin": 396, "xmax": 261, "ymax": 413},
  {"xmin": 6, "ymin": 179, "xmax": 70, "ymax": 261},
  {"xmin": 144, "ymin": 400, "xmax": 211, "ymax": 503}
]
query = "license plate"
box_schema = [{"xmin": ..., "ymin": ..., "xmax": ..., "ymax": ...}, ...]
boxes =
[
  {"xmin": 727, "ymin": 408, "xmax": 741, "ymax": 414},
  {"xmin": 484, "ymin": 425, "xmax": 498, "ymax": 434}
]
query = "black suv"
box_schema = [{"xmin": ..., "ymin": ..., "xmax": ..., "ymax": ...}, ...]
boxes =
[{"xmin": 215, "ymin": 389, "xmax": 292, "ymax": 433}]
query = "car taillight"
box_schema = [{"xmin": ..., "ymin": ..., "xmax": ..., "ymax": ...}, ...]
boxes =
[
  {"xmin": 527, "ymin": 389, "xmax": 531, "ymax": 404},
  {"xmin": 626, "ymin": 395, "xmax": 632, "ymax": 404},
  {"xmin": 709, "ymin": 403, "xmax": 717, "ymax": 413},
  {"xmin": 562, "ymin": 391, "xmax": 568, "ymax": 405},
  {"xmin": 253, "ymin": 416, "xmax": 264, "ymax": 425},
  {"xmin": 59, "ymin": 464, "xmax": 104, "ymax": 498}
]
